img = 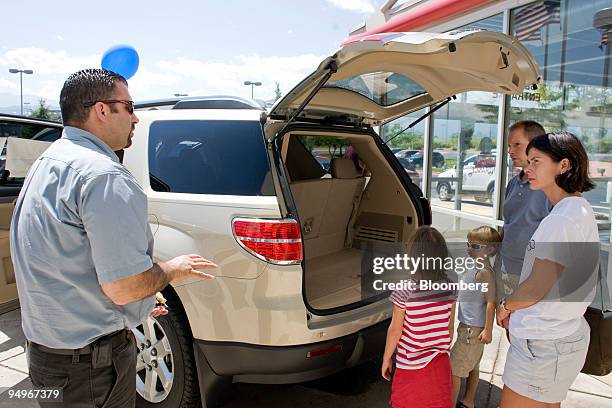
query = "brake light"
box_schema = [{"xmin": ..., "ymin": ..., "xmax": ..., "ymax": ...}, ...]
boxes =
[{"xmin": 232, "ymin": 218, "xmax": 303, "ymax": 264}]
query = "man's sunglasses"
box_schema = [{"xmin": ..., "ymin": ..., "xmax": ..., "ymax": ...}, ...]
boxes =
[
  {"xmin": 467, "ymin": 242, "xmax": 487, "ymax": 250},
  {"xmin": 83, "ymin": 100, "xmax": 134, "ymax": 114}
]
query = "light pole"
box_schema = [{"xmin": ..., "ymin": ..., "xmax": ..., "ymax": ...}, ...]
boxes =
[
  {"xmin": 243, "ymin": 81, "xmax": 261, "ymax": 99},
  {"xmin": 8, "ymin": 68, "xmax": 33, "ymax": 115}
]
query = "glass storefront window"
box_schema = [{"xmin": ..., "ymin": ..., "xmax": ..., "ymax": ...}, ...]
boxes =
[
  {"xmin": 375, "ymin": 13, "xmax": 505, "ymax": 239},
  {"xmin": 509, "ymin": 0, "xmax": 612, "ymax": 245},
  {"xmin": 429, "ymin": 91, "xmax": 500, "ymax": 220},
  {"xmin": 381, "ymin": 108, "xmax": 427, "ymax": 192},
  {"xmin": 428, "ymin": 14, "xmax": 504, "ymax": 234}
]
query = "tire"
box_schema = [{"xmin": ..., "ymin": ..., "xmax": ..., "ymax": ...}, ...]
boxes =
[
  {"xmin": 437, "ymin": 183, "xmax": 453, "ymax": 201},
  {"xmin": 487, "ymin": 184, "xmax": 495, "ymax": 203},
  {"xmin": 134, "ymin": 291, "xmax": 201, "ymax": 408}
]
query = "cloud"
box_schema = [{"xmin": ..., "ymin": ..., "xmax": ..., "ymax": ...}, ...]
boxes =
[
  {"xmin": 0, "ymin": 47, "xmax": 326, "ymax": 106},
  {"xmin": 128, "ymin": 67, "xmax": 179, "ymax": 97},
  {"xmin": 56, "ymin": 35, "xmax": 64, "ymax": 41},
  {"xmin": 0, "ymin": 78, "xmax": 19, "ymax": 94},
  {"xmin": 0, "ymin": 47, "xmax": 100, "ymax": 107},
  {"xmin": 0, "ymin": 47, "xmax": 99, "ymax": 76},
  {"xmin": 35, "ymin": 80, "xmax": 64, "ymax": 102},
  {"xmin": 157, "ymin": 53, "xmax": 324, "ymax": 100},
  {"xmin": 326, "ymin": 0, "xmax": 375, "ymax": 13}
]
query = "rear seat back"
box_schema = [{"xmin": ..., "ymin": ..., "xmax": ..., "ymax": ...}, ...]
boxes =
[
  {"xmin": 289, "ymin": 178, "xmax": 332, "ymax": 240},
  {"xmin": 290, "ymin": 158, "xmax": 366, "ymax": 259}
]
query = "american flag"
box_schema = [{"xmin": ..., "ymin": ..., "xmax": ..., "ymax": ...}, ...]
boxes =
[{"xmin": 514, "ymin": 1, "xmax": 561, "ymax": 42}]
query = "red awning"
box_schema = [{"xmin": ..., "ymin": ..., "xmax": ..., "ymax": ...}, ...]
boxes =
[{"xmin": 342, "ymin": 0, "xmax": 497, "ymax": 46}]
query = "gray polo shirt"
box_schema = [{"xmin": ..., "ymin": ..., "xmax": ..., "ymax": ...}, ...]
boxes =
[
  {"xmin": 498, "ymin": 171, "xmax": 552, "ymax": 276},
  {"xmin": 10, "ymin": 126, "xmax": 155, "ymax": 348}
]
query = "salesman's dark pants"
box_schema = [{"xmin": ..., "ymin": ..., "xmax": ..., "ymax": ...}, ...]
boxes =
[{"xmin": 27, "ymin": 329, "xmax": 136, "ymax": 408}]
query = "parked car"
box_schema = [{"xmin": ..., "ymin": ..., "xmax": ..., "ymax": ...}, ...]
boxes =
[
  {"xmin": 0, "ymin": 115, "xmax": 63, "ymax": 179},
  {"xmin": 397, "ymin": 157, "xmax": 422, "ymax": 186},
  {"xmin": 403, "ymin": 150, "xmax": 445, "ymax": 169},
  {"xmin": 394, "ymin": 149, "xmax": 420, "ymax": 159},
  {"xmin": 5, "ymin": 30, "xmax": 539, "ymax": 408},
  {"xmin": 435, "ymin": 153, "xmax": 497, "ymax": 202}
]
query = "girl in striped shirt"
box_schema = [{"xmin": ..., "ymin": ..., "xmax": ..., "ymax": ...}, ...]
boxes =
[{"xmin": 382, "ymin": 226, "xmax": 457, "ymax": 408}]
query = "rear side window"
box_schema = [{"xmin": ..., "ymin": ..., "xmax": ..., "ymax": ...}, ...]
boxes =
[{"xmin": 148, "ymin": 120, "xmax": 274, "ymax": 195}]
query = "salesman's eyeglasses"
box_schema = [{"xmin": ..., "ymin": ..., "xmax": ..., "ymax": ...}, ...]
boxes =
[
  {"xmin": 467, "ymin": 242, "xmax": 487, "ymax": 250},
  {"xmin": 83, "ymin": 100, "xmax": 134, "ymax": 114}
]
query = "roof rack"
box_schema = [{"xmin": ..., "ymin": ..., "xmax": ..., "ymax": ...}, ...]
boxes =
[{"xmin": 135, "ymin": 95, "xmax": 265, "ymax": 111}]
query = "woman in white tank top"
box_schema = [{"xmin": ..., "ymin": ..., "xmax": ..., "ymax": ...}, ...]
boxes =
[{"xmin": 496, "ymin": 131, "xmax": 598, "ymax": 407}]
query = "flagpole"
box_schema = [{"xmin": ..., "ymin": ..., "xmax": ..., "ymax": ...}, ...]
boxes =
[
  {"xmin": 559, "ymin": 0, "xmax": 569, "ymax": 110},
  {"xmin": 594, "ymin": 8, "xmax": 612, "ymax": 145},
  {"xmin": 544, "ymin": 24, "xmax": 549, "ymax": 81}
]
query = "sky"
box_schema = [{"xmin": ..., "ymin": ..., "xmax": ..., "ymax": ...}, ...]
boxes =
[{"xmin": 0, "ymin": 0, "xmax": 384, "ymax": 112}]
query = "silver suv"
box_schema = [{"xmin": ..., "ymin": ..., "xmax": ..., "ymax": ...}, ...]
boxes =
[
  {"xmin": 5, "ymin": 31, "xmax": 540, "ymax": 408},
  {"xmin": 121, "ymin": 30, "xmax": 539, "ymax": 408}
]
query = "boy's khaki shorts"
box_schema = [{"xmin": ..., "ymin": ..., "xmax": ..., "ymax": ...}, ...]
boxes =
[{"xmin": 450, "ymin": 322, "xmax": 485, "ymax": 378}]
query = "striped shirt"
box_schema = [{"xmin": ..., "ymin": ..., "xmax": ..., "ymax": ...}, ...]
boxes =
[{"xmin": 390, "ymin": 280, "xmax": 456, "ymax": 370}]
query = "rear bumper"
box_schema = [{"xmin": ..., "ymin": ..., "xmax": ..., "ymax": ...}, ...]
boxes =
[{"xmin": 194, "ymin": 318, "xmax": 389, "ymax": 384}]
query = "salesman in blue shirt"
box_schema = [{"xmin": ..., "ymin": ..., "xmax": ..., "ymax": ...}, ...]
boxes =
[{"xmin": 10, "ymin": 69, "xmax": 216, "ymax": 407}]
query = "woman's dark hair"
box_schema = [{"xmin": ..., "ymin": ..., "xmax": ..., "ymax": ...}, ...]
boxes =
[{"xmin": 526, "ymin": 131, "xmax": 595, "ymax": 193}]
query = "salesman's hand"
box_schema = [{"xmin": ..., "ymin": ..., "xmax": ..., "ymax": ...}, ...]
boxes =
[{"xmin": 165, "ymin": 254, "xmax": 217, "ymax": 282}]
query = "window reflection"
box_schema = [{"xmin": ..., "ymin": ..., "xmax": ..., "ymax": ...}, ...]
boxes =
[
  {"xmin": 382, "ymin": 108, "xmax": 427, "ymax": 192},
  {"xmin": 509, "ymin": 0, "xmax": 612, "ymax": 245}
]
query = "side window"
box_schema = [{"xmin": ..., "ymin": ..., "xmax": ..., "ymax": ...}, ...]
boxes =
[{"xmin": 148, "ymin": 120, "xmax": 274, "ymax": 196}]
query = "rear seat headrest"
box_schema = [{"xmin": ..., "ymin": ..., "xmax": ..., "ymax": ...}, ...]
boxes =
[{"xmin": 330, "ymin": 158, "xmax": 360, "ymax": 179}]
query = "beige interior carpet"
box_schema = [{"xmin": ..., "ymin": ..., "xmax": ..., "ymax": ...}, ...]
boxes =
[{"xmin": 305, "ymin": 248, "xmax": 364, "ymax": 309}]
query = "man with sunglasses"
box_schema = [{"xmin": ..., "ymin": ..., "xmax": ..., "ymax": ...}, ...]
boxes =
[{"xmin": 10, "ymin": 69, "xmax": 216, "ymax": 407}]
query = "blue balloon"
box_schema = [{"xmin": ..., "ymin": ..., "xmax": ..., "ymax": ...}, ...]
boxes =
[{"xmin": 101, "ymin": 45, "xmax": 139, "ymax": 80}]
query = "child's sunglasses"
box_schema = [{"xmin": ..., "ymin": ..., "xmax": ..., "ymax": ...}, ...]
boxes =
[{"xmin": 467, "ymin": 242, "xmax": 487, "ymax": 250}]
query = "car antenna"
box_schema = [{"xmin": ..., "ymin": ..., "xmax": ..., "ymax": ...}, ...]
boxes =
[
  {"xmin": 385, "ymin": 95, "xmax": 456, "ymax": 146},
  {"xmin": 275, "ymin": 59, "xmax": 338, "ymax": 138}
]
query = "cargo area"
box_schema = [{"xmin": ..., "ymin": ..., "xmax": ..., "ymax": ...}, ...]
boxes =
[{"xmin": 282, "ymin": 132, "xmax": 420, "ymax": 311}]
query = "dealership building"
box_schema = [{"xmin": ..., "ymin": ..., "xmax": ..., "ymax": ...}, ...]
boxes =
[{"xmin": 348, "ymin": 0, "xmax": 612, "ymax": 296}]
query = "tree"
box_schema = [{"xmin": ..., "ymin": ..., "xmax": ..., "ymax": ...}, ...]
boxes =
[
  {"xmin": 30, "ymin": 98, "xmax": 59, "ymax": 120},
  {"xmin": 274, "ymin": 82, "xmax": 282, "ymax": 101}
]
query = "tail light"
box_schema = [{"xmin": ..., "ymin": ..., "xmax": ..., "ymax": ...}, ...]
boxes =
[{"xmin": 232, "ymin": 218, "xmax": 303, "ymax": 265}]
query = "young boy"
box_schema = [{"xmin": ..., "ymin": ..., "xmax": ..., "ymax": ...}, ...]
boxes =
[{"xmin": 451, "ymin": 226, "xmax": 500, "ymax": 408}]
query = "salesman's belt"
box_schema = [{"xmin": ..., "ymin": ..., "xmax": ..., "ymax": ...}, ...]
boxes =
[{"xmin": 28, "ymin": 329, "xmax": 131, "ymax": 356}]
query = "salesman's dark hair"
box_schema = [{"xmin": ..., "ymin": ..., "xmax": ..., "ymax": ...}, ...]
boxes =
[
  {"xmin": 526, "ymin": 131, "xmax": 595, "ymax": 193},
  {"xmin": 60, "ymin": 69, "xmax": 127, "ymax": 126}
]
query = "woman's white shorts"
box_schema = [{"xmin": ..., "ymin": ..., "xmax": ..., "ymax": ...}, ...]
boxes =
[{"xmin": 502, "ymin": 318, "xmax": 590, "ymax": 403}]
